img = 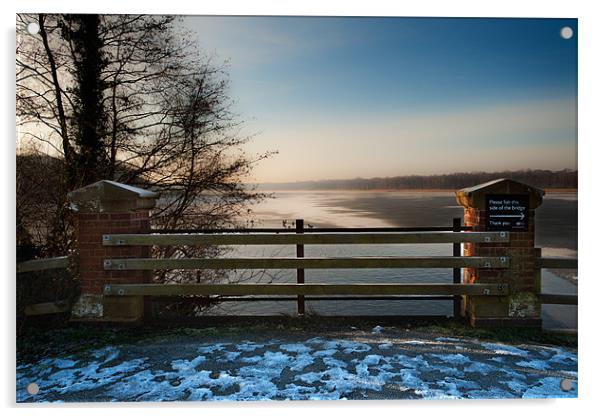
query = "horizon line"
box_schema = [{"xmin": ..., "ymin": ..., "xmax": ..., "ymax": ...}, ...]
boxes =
[{"xmin": 249, "ymin": 168, "xmax": 578, "ymax": 185}]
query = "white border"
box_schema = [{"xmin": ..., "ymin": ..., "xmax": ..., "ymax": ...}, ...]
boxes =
[{"xmin": 2, "ymin": 1, "xmax": 600, "ymax": 415}]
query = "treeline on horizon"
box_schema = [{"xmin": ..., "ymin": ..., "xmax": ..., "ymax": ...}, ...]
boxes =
[{"xmin": 259, "ymin": 169, "xmax": 577, "ymax": 191}]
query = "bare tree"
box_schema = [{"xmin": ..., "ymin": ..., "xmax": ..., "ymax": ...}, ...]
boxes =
[
  {"xmin": 16, "ymin": 12, "xmax": 277, "ymax": 320},
  {"xmin": 17, "ymin": 14, "xmax": 274, "ymax": 260}
]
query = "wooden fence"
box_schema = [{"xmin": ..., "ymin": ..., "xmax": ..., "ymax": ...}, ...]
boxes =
[
  {"xmin": 16, "ymin": 256, "xmax": 69, "ymax": 273},
  {"xmin": 102, "ymin": 219, "xmax": 511, "ymax": 317},
  {"xmin": 16, "ymin": 219, "xmax": 578, "ymax": 318},
  {"xmin": 537, "ymin": 254, "xmax": 578, "ymax": 305},
  {"xmin": 16, "ymin": 256, "xmax": 71, "ymax": 316}
]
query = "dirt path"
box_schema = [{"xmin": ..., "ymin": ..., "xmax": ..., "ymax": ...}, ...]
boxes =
[{"xmin": 16, "ymin": 326, "xmax": 577, "ymax": 402}]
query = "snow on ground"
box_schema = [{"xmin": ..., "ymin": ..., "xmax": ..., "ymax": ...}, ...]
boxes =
[{"xmin": 16, "ymin": 328, "xmax": 577, "ymax": 402}]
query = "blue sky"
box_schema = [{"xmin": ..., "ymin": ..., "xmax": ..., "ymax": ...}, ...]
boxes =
[{"xmin": 181, "ymin": 17, "xmax": 577, "ymax": 182}]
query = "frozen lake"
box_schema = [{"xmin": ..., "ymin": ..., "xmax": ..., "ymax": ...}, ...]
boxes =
[{"xmin": 202, "ymin": 190, "xmax": 577, "ymax": 329}]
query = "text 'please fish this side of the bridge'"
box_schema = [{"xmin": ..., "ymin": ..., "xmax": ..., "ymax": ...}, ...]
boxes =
[{"xmin": 485, "ymin": 194, "xmax": 529, "ymax": 231}]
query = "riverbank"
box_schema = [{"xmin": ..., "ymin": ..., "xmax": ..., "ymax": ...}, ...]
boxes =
[{"xmin": 257, "ymin": 188, "xmax": 577, "ymax": 193}]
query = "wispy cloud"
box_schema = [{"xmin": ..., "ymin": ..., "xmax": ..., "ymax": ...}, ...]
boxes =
[{"xmin": 181, "ymin": 16, "xmax": 348, "ymax": 67}]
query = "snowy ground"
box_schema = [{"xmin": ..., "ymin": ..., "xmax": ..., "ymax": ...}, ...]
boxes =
[{"xmin": 16, "ymin": 326, "xmax": 577, "ymax": 402}]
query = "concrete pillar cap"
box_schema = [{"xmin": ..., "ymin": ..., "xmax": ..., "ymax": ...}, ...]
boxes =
[
  {"xmin": 68, "ymin": 180, "xmax": 159, "ymax": 213},
  {"xmin": 455, "ymin": 178, "xmax": 545, "ymax": 210}
]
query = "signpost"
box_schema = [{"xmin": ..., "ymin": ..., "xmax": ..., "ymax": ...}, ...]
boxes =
[{"xmin": 485, "ymin": 194, "xmax": 529, "ymax": 231}]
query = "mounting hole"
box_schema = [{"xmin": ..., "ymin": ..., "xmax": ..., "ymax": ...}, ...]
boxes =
[
  {"xmin": 560, "ymin": 26, "xmax": 574, "ymax": 40},
  {"xmin": 560, "ymin": 378, "xmax": 573, "ymax": 391},
  {"xmin": 26, "ymin": 382, "xmax": 39, "ymax": 395},
  {"xmin": 26, "ymin": 22, "xmax": 40, "ymax": 35}
]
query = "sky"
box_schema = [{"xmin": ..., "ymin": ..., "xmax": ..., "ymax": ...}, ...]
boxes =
[{"xmin": 181, "ymin": 17, "xmax": 577, "ymax": 183}]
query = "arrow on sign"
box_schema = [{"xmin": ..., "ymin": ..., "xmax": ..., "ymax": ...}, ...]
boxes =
[{"xmin": 490, "ymin": 213, "xmax": 525, "ymax": 220}]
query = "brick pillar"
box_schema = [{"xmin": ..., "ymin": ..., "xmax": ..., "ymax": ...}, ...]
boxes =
[
  {"xmin": 68, "ymin": 180, "xmax": 158, "ymax": 322},
  {"xmin": 456, "ymin": 179, "xmax": 544, "ymax": 328}
]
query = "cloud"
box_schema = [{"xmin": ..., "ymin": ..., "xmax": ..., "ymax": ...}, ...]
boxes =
[{"xmin": 180, "ymin": 16, "xmax": 348, "ymax": 68}]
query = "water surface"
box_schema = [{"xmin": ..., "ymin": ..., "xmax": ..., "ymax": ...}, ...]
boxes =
[{"xmin": 204, "ymin": 190, "xmax": 577, "ymax": 329}]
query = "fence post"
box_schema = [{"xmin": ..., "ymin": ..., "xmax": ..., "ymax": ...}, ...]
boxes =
[
  {"xmin": 67, "ymin": 180, "xmax": 158, "ymax": 322},
  {"xmin": 452, "ymin": 217, "xmax": 462, "ymax": 318},
  {"xmin": 456, "ymin": 179, "xmax": 544, "ymax": 328},
  {"xmin": 534, "ymin": 247, "xmax": 542, "ymax": 297},
  {"xmin": 296, "ymin": 219, "xmax": 305, "ymax": 315}
]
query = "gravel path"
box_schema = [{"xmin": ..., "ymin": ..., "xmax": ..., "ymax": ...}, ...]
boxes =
[{"xmin": 16, "ymin": 326, "xmax": 577, "ymax": 402}]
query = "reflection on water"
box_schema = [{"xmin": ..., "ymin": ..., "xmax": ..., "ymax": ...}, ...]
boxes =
[
  {"xmin": 213, "ymin": 243, "xmax": 454, "ymax": 317},
  {"xmin": 205, "ymin": 190, "xmax": 577, "ymax": 329},
  {"xmin": 251, "ymin": 191, "xmax": 396, "ymax": 228}
]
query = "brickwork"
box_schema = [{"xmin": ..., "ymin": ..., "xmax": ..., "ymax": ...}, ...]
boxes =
[
  {"xmin": 74, "ymin": 211, "xmax": 151, "ymax": 295},
  {"xmin": 456, "ymin": 179, "xmax": 544, "ymax": 328},
  {"xmin": 68, "ymin": 180, "xmax": 158, "ymax": 321},
  {"xmin": 463, "ymin": 210, "xmax": 538, "ymax": 291}
]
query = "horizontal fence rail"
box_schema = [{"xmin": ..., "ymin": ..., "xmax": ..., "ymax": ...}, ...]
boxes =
[
  {"xmin": 538, "ymin": 257, "xmax": 578, "ymax": 269},
  {"xmin": 17, "ymin": 256, "xmax": 69, "ymax": 273},
  {"xmin": 24, "ymin": 300, "xmax": 71, "ymax": 316},
  {"xmin": 151, "ymin": 226, "xmax": 474, "ymax": 234},
  {"xmin": 104, "ymin": 283, "xmax": 509, "ymax": 297},
  {"xmin": 103, "ymin": 256, "xmax": 508, "ymax": 271},
  {"xmin": 102, "ymin": 231, "xmax": 509, "ymax": 246},
  {"xmin": 539, "ymin": 294, "xmax": 578, "ymax": 305},
  {"xmin": 173, "ymin": 295, "xmax": 456, "ymax": 302}
]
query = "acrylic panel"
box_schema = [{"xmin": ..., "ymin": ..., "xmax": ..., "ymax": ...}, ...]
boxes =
[{"xmin": 16, "ymin": 14, "xmax": 577, "ymax": 402}]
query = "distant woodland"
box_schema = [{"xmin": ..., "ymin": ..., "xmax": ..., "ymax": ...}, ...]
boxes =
[{"xmin": 259, "ymin": 169, "xmax": 577, "ymax": 191}]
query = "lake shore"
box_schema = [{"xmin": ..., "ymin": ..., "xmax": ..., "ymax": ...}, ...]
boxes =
[{"xmin": 255, "ymin": 188, "xmax": 577, "ymax": 194}]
